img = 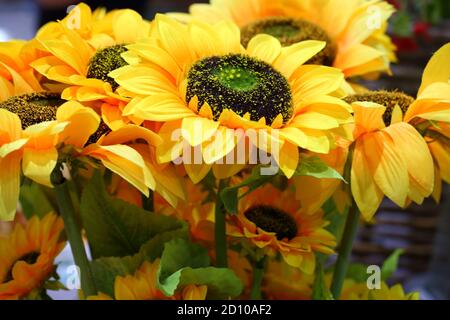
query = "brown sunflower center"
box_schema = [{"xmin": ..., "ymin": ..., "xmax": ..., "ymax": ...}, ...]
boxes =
[
  {"xmin": 186, "ymin": 53, "xmax": 293, "ymax": 125},
  {"xmin": 241, "ymin": 17, "xmax": 336, "ymax": 66},
  {"xmin": 4, "ymin": 251, "xmax": 40, "ymax": 283},
  {"xmin": 87, "ymin": 44, "xmax": 128, "ymax": 91},
  {"xmin": 244, "ymin": 205, "xmax": 298, "ymax": 240},
  {"xmin": 344, "ymin": 90, "xmax": 415, "ymax": 126},
  {"xmin": 0, "ymin": 92, "xmax": 110, "ymax": 144},
  {"xmin": 0, "ymin": 92, "xmax": 64, "ymax": 129}
]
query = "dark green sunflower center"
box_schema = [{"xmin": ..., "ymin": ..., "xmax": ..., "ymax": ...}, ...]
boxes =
[
  {"xmin": 241, "ymin": 17, "xmax": 336, "ymax": 66},
  {"xmin": 186, "ymin": 54, "xmax": 293, "ymax": 125},
  {"xmin": 4, "ymin": 251, "xmax": 40, "ymax": 283},
  {"xmin": 0, "ymin": 92, "xmax": 64, "ymax": 129},
  {"xmin": 244, "ymin": 205, "xmax": 298, "ymax": 240},
  {"xmin": 344, "ymin": 90, "xmax": 415, "ymax": 126},
  {"xmin": 87, "ymin": 44, "xmax": 128, "ymax": 91}
]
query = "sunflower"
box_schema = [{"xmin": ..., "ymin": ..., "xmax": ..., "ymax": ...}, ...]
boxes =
[
  {"xmin": 110, "ymin": 14, "xmax": 352, "ymax": 182},
  {"xmin": 368, "ymin": 283, "xmax": 419, "ymax": 300},
  {"xmin": 342, "ymin": 44, "xmax": 450, "ymax": 219},
  {"xmin": 323, "ymin": 274, "xmax": 419, "ymax": 300},
  {"xmin": 37, "ymin": 3, "xmax": 151, "ymax": 49},
  {"xmin": 227, "ymin": 183, "xmax": 336, "ymax": 274},
  {"xmin": 0, "ymin": 213, "xmax": 65, "ymax": 299},
  {"xmin": 88, "ymin": 260, "xmax": 207, "ymax": 300},
  {"xmin": 30, "ymin": 3, "xmax": 152, "ymax": 130},
  {"xmin": 171, "ymin": 0, "xmax": 396, "ymax": 81},
  {"xmin": 402, "ymin": 43, "xmax": 450, "ymax": 201}
]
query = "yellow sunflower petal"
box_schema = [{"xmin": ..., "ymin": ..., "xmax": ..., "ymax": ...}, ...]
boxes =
[
  {"xmin": 0, "ymin": 152, "xmax": 21, "ymax": 221},
  {"xmin": 247, "ymin": 34, "xmax": 282, "ymax": 64},
  {"xmin": 363, "ymin": 131, "xmax": 409, "ymax": 208},
  {"xmin": 22, "ymin": 147, "xmax": 58, "ymax": 187},
  {"xmin": 274, "ymin": 40, "xmax": 326, "ymax": 79},
  {"xmin": 418, "ymin": 43, "xmax": 450, "ymax": 95},
  {"xmin": 385, "ymin": 122, "xmax": 434, "ymax": 199},
  {"xmin": 351, "ymin": 139, "xmax": 384, "ymax": 220}
]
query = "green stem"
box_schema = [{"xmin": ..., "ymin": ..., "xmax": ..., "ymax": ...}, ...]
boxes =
[
  {"xmin": 215, "ymin": 180, "xmax": 228, "ymax": 268},
  {"xmin": 250, "ymin": 256, "xmax": 267, "ymax": 300},
  {"xmin": 142, "ymin": 190, "xmax": 154, "ymax": 212},
  {"xmin": 53, "ymin": 175, "xmax": 97, "ymax": 297},
  {"xmin": 330, "ymin": 202, "xmax": 360, "ymax": 299}
]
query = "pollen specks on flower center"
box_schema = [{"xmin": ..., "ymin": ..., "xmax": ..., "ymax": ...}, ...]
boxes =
[
  {"xmin": 241, "ymin": 17, "xmax": 336, "ymax": 66},
  {"xmin": 244, "ymin": 205, "xmax": 298, "ymax": 240},
  {"xmin": 186, "ymin": 54, "xmax": 293, "ymax": 125},
  {"xmin": 87, "ymin": 44, "xmax": 128, "ymax": 91},
  {"xmin": 344, "ymin": 90, "xmax": 415, "ymax": 125},
  {"xmin": 0, "ymin": 92, "xmax": 64, "ymax": 129}
]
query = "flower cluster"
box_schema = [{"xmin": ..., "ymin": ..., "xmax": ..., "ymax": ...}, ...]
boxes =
[{"xmin": 0, "ymin": 0, "xmax": 448, "ymax": 300}]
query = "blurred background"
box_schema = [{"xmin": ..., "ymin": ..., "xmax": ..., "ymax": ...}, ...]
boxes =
[{"xmin": 0, "ymin": 0, "xmax": 449, "ymax": 299}]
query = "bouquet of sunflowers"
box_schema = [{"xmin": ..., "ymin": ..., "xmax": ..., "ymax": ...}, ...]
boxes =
[{"xmin": 0, "ymin": 0, "xmax": 448, "ymax": 301}]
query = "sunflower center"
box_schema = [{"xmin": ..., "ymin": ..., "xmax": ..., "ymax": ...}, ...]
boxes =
[
  {"xmin": 0, "ymin": 92, "xmax": 111, "ymax": 143},
  {"xmin": 4, "ymin": 251, "xmax": 40, "ymax": 283},
  {"xmin": 244, "ymin": 205, "xmax": 298, "ymax": 240},
  {"xmin": 87, "ymin": 44, "xmax": 128, "ymax": 91},
  {"xmin": 344, "ymin": 91, "xmax": 415, "ymax": 125},
  {"xmin": 241, "ymin": 17, "xmax": 336, "ymax": 66},
  {"xmin": 186, "ymin": 54, "xmax": 293, "ymax": 125},
  {"xmin": 0, "ymin": 92, "xmax": 64, "ymax": 129}
]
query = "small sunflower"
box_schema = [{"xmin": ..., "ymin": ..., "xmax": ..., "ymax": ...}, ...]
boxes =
[
  {"xmin": 0, "ymin": 94, "xmax": 99, "ymax": 221},
  {"xmin": 0, "ymin": 213, "xmax": 65, "ymax": 299},
  {"xmin": 111, "ymin": 15, "xmax": 352, "ymax": 182},
  {"xmin": 227, "ymin": 183, "xmax": 336, "ymax": 274},
  {"xmin": 30, "ymin": 3, "xmax": 152, "ymax": 130},
  {"xmin": 172, "ymin": 0, "xmax": 396, "ymax": 81},
  {"xmin": 324, "ymin": 274, "xmax": 419, "ymax": 300},
  {"xmin": 88, "ymin": 260, "xmax": 207, "ymax": 300}
]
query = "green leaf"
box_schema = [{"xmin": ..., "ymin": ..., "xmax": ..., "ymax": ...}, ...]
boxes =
[
  {"xmin": 80, "ymin": 171, "xmax": 187, "ymax": 259},
  {"xmin": 346, "ymin": 263, "xmax": 370, "ymax": 283},
  {"xmin": 19, "ymin": 183, "xmax": 55, "ymax": 219},
  {"xmin": 391, "ymin": 11, "xmax": 413, "ymax": 37},
  {"xmin": 381, "ymin": 249, "xmax": 404, "ymax": 281},
  {"xmin": 157, "ymin": 239, "xmax": 243, "ymax": 299},
  {"xmin": 91, "ymin": 227, "xmax": 189, "ymax": 297},
  {"xmin": 295, "ymin": 156, "xmax": 345, "ymax": 181},
  {"xmin": 220, "ymin": 165, "xmax": 275, "ymax": 214},
  {"xmin": 312, "ymin": 259, "xmax": 333, "ymax": 300}
]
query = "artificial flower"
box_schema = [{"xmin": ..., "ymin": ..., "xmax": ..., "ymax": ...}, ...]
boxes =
[
  {"xmin": 343, "ymin": 42, "xmax": 450, "ymax": 217},
  {"xmin": 111, "ymin": 14, "xmax": 352, "ymax": 182},
  {"xmin": 227, "ymin": 183, "xmax": 336, "ymax": 273},
  {"xmin": 0, "ymin": 213, "xmax": 65, "ymax": 299},
  {"xmin": 0, "ymin": 94, "xmax": 99, "ymax": 220},
  {"xmin": 172, "ymin": 0, "xmax": 396, "ymax": 80},
  {"xmin": 30, "ymin": 3, "xmax": 152, "ymax": 130}
]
